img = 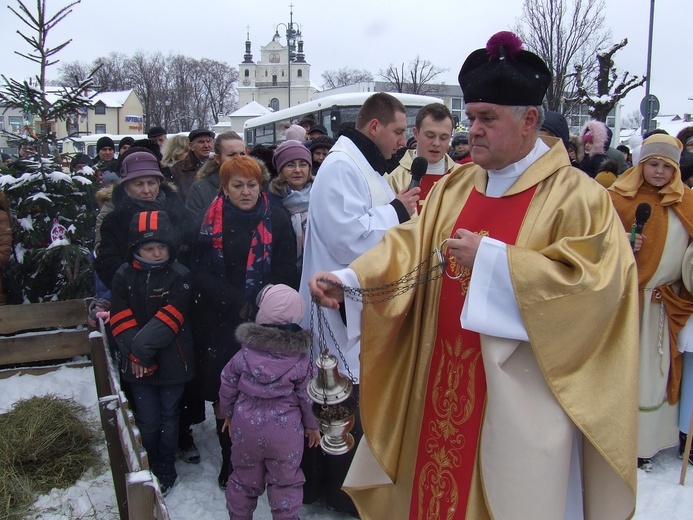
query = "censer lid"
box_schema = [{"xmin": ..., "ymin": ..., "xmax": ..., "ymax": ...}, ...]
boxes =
[{"xmin": 308, "ymin": 351, "xmax": 353, "ymax": 405}]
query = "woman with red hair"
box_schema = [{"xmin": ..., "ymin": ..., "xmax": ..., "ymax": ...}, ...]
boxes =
[{"xmin": 191, "ymin": 155, "xmax": 298, "ymax": 488}]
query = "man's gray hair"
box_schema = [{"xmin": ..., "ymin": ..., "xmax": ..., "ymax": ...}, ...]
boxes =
[{"xmin": 510, "ymin": 105, "xmax": 545, "ymax": 131}]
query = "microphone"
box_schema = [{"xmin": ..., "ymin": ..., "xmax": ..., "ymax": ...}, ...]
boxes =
[
  {"xmin": 631, "ymin": 202, "xmax": 651, "ymax": 251},
  {"xmin": 408, "ymin": 157, "xmax": 428, "ymax": 191}
]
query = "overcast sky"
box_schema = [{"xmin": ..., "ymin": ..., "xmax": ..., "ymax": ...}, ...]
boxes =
[{"xmin": 0, "ymin": 0, "xmax": 691, "ymax": 119}]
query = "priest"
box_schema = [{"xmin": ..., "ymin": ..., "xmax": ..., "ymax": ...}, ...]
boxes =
[{"xmin": 309, "ymin": 31, "xmax": 639, "ymax": 520}]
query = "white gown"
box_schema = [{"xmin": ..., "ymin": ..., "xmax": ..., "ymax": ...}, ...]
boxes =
[{"xmin": 299, "ymin": 134, "xmax": 400, "ymax": 379}]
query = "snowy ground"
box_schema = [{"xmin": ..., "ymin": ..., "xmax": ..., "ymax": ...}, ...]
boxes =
[{"xmin": 1, "ymin": 365, "xmax": 691, "ymax": 520}]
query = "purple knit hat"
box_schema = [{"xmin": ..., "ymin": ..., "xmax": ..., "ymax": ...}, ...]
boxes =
[
  {"xmin": 119, "ymin": 151, "xmax": 164, "ymax": 182},
  {"xmin": 272, "ymin": 140, "xmax": 312, "ymax": 173}
]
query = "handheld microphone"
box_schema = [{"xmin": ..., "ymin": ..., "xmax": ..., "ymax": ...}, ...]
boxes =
[
  {"xmin": 631, "ymin": 202, "xmax": 651, "ymax": 251},
  {"xmin": 407, "ymin": 157, "xmax": 428, "ymax": 191}
]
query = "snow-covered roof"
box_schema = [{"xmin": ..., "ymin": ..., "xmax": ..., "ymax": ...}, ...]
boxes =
[
  {"xmin": 229, "ymin": 101, "xmax": 272, "ymax": 118},
  {"xmin": 91, "ymin": 90, "xmax": 134, "ymax": 108},
  {"xmin": 622, "ymin": 117, "xmax": 693, "ymax": 148},
  {"xmin": 40, "ymin": 89, "xmax": 135, "ymax": 108}
]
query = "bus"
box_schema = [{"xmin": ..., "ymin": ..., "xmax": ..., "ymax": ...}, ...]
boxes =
[{"xmin": 243, "ymin": 92, "xmax": 444, "ymax": 147}]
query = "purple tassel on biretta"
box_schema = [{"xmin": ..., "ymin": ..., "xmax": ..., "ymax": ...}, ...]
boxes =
[{"xmin": 486, "ymin": 31, "xmax": 523, "ymax": 61}]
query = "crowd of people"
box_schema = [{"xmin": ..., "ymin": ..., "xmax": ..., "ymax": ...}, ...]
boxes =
[{"xmin": 3, "ymin": 28, "xmax": 693, "ymax": 520}]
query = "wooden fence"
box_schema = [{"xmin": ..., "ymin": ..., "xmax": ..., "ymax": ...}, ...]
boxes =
[{"xmin": 0, "ymin": 299, "xmax": 169, "ymax": 519}]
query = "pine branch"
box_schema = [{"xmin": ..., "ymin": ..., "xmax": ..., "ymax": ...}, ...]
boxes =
[{"xmin": 7, "ymin": 2, "xmax": 40, "ymax": 32}]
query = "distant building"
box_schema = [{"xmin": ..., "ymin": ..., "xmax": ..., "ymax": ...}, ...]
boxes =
[
  {"xmin": 236, "ymin": 26, "xmax": 317, "ymax": 112},
  {"xmin": 0, "ymin": 88, "xmax": 144, "ymax": 155},
  {"xmin": 213, "ymin": 100, "xmax": 272, "ymax": 135},
  {"xmin": 563, "ymin": 103, "xmax": 620, "ymax": 142}
]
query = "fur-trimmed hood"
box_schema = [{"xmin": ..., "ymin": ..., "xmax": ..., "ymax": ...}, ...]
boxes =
[
  {"xmin": 235, "ymin": 322, "xmax": 312, "ymax": 354},
  {"xmin": 580, "ymin": 120, "xmax": 609, "ymax": 156},
  {"xmin": 96, "ymin": 185, "xmax": 114, "ymax": 206},
  {"xmin": 234, "ymin": 322, "xmax": 313, "ymax": 386}
]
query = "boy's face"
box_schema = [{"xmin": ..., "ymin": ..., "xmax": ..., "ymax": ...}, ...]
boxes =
[{"xmin": 138, "ymin": 242, "xmax": 169, "ymax": 262}]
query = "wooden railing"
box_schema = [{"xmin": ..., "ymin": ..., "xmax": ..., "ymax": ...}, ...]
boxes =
[
  {"xmin": 90, "ymin": 322, "xmax": 170, "ymax": 520},
  {"xmin": 0, "ymin": 300, "xmax": 169, "ymax": 519},
  {"xmin": 0, "ymin": 299, "xmax": 91, "ymax": 376}
]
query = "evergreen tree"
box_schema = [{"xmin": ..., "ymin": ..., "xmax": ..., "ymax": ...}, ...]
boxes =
[{"xmin": 0, "ymin": 0, "xmax": 100, "ymax": 302}]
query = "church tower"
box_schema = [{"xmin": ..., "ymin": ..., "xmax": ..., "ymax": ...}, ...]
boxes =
[{"xmin": 237, "ymin": 9, "xmax": 316, "ymax": 111}]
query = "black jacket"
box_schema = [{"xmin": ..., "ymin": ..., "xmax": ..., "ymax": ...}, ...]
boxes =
[
  {"xmin": 190, "ymin": 197, "xmax": 299, "ymax": 401},
  {"xmin": 95, "ymin": 182, "xmax": 196, "ymax": 289},
  {"xmin": 110, "ymin": 211, "xmax": 194, "ymax": 386}
]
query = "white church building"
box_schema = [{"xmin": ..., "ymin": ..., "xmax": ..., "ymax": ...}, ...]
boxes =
[{"xmin": 236, "ymin": 26, "xmax": 317, "ymax": 112}]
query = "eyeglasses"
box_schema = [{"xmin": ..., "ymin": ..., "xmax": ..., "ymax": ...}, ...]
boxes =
[{"xmin": 284, "ymin": 161, "xmax": 310, "ymax": 170}]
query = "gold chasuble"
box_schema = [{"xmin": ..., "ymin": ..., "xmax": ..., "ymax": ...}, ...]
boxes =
[
  {"xmin": 410, "ymin": 187, "xmax": 536, "ymax": 518},
  {"xmin": 343, "ymin": 137, "xmax": 640, "ymax": 520}
]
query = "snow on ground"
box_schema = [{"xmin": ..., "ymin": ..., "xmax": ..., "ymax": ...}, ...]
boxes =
[{"xmin": 0, "ymin": 366, "xmax": 691, "ymax": 519}]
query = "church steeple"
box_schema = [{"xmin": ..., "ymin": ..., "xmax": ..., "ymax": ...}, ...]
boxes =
[
  {"xmin": 243, "ymin": 26, "xmax": 254, "ymax": 64},
  {"xmin": 295, "ymin": 35, "xmax": 305, "ymax": 63}
]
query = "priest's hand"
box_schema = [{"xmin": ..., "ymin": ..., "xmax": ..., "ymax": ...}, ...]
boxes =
[
  {"xmin": 448, "ymin": 228, "xmax": 482, "ymax": 268},
  {"xmin": 309, "ymin": 272, "xmax": 344, "ymax": 309}
]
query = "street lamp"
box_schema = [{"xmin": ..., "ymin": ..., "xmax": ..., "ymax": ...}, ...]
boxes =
[
  {"xmin": 274, "ymin": 6, "xmax": 301, "ymax": 108},
  {"xmin": 643, "ymin": 0, "xmax": 655, "ymax": 135}
]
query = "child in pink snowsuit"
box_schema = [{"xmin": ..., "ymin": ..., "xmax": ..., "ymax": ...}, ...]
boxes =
[{"xmin": 219, "ymin": 284, "xmax": 320, "ymax": 520}]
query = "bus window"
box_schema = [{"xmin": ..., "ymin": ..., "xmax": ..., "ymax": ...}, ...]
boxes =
[
  {"xmin": 336, "ymin": 107, "xmax": 359, "ymax": 134},
  {"xmin": 255, "ymin": 124, "xmax": 275, "ymax": 146},
  {"xmin": 326, "ymin": 109, "xmax": 339, "ymax": 137},
  {"xmin": 404, "ymin": 107, "xmax": 421, "ymax": 139},
  {"xmin": 275, "ymin": 120, "xmax": 291, "ymax": 142}
]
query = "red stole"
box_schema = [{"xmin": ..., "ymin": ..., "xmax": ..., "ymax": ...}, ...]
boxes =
[
  {"xmin": 418, "ymin": 173, "xmax": 450, "ymax": 209},
  {"xmin": 410, "ymin": 186, "xmax": 537, "ymax": 519}
]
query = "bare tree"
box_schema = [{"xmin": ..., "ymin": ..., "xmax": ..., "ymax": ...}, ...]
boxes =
[
  {"xmin": 321, "ymin": 67, "xmax": 373, "ymax": 89},
  {"xmin": 622, "ymin": 109, "xmax": 642, "ymax": 130},
  {"xmin": 379, "ymin": 56, "xmax": 447, "ymax": 96},
  {"xmin": 92, "ymin": 53, "xmax": 130, "ymax": 91},
  {"xmin": 199, "ymin": 58, "xmax": 238, "ymax": 123},
  {"xmin": 56, "ymin": 51, "xmax": 239, "ymax": 132},
  {"xmin": 573, "ymin": 39, "xmax": 645, "ymax": 122},
  {"xmin": 56, "ymin": 60, "xmax": 90, "ymax": 87},
  {"xmin": 125, "ymin": 51, "xmax": 167, "ymax": 130},
  {"xmin": 514, "ymin": 0, "xmax": 610, "ymax": 112},
  {"xmin": 58, "ymin": 52, "xmax": 129, "ymax": 91}
]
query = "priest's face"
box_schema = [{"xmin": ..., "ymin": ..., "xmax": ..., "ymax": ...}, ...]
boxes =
[{"xmin": 466, "ymin": 103, "xmax": 537, "ymax": 170}]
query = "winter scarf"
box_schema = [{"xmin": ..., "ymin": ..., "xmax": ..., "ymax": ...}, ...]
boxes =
[
  {"xmin": 128, "ymin": 190, "xmax": 167, "ymax": 212},
  {"xmin": 132, "ymin": 254, "xmax": 171, "ymax": 271},
  {"xmin": 198, "ymin": 192, "xmax": 273, "ymax": 298},
  {"xmin": 281, "ymin": 183, "xmax": 311, "ymax": 259}
]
